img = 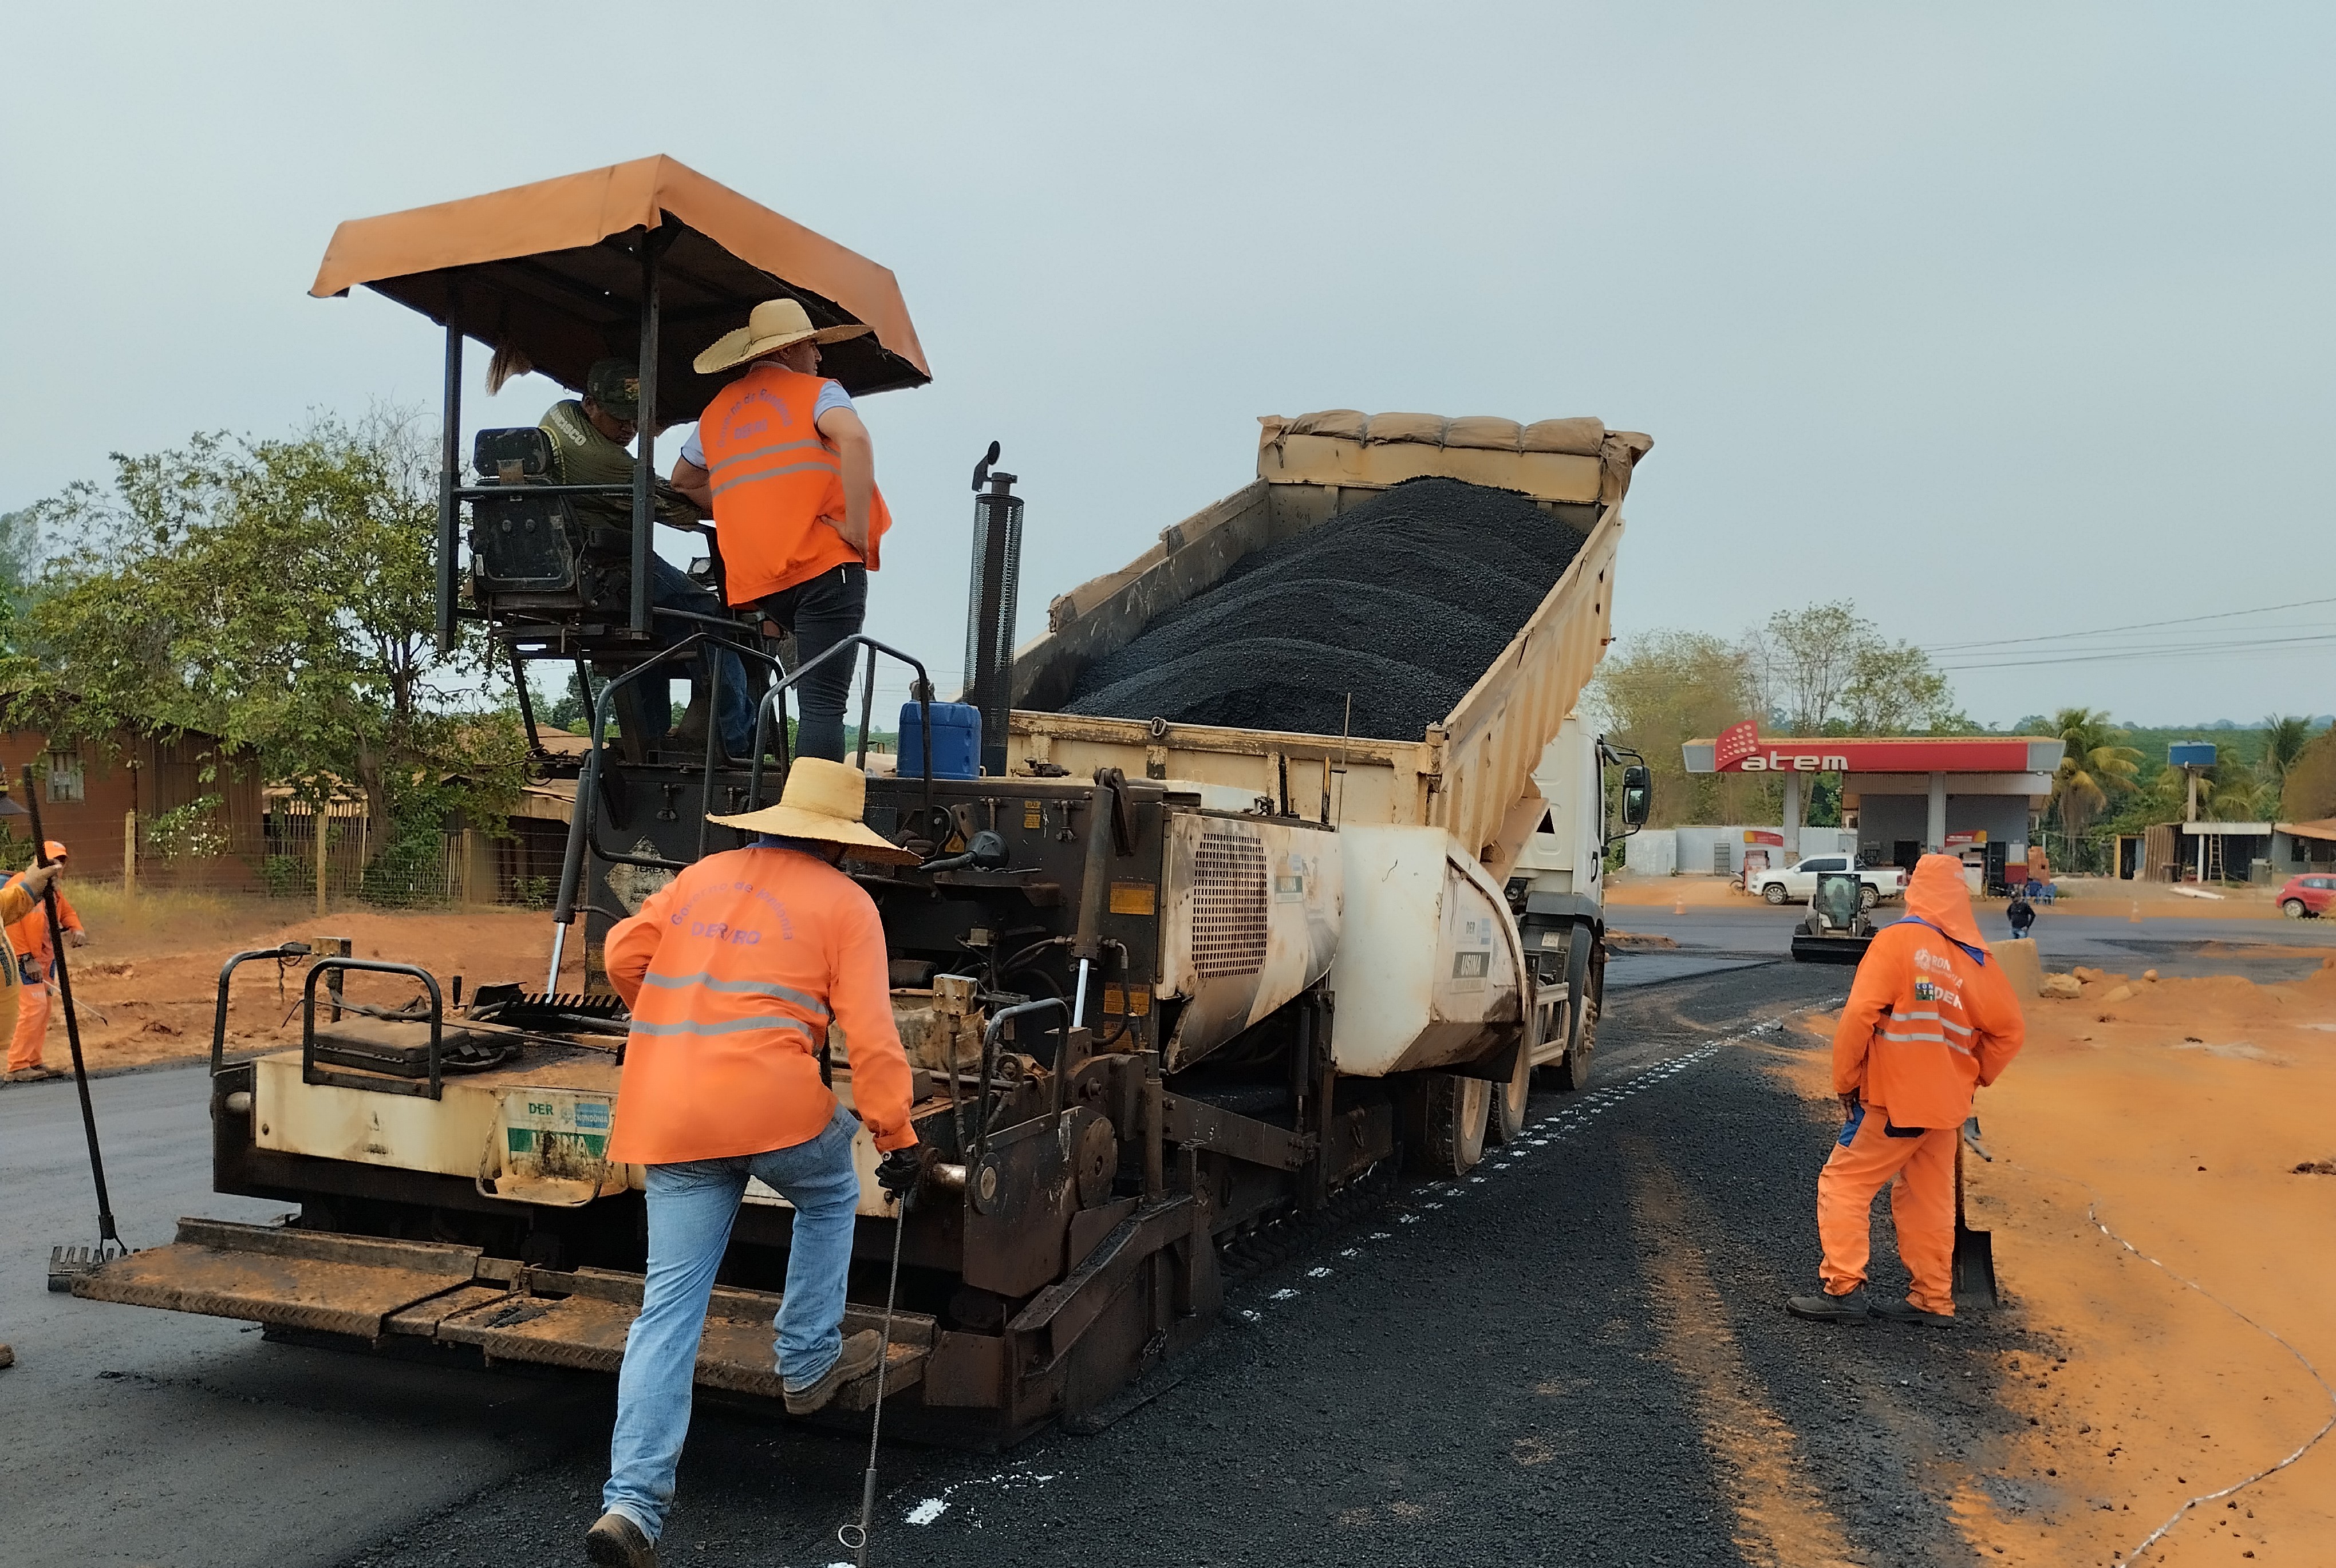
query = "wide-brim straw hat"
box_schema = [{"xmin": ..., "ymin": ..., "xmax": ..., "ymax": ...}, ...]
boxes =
[
  {"xmin": 706, "ymin": 757, "xmax": 918, "ymax": 865},
  {"xmin": 693, "ymin": 298, "xmax": 874, "ymax": 377}
]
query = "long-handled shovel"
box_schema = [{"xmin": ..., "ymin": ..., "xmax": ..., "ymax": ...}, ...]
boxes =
[
  {"xmin": 1951, "ymin": 1116, "xmax": 1997, "ymax": 1309},
  {"xmin": 25, "ymin": 770, "xmax": 127, "ymax": 1290}
]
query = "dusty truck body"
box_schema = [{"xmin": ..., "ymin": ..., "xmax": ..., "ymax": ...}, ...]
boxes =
[
  {"xmin": 70, "ymin": 160, "xmax": 1650, "ymax": 1441},
  {"xmin": 999, "ymin": 412, "xmax": 1650, "ymax": 1152}
]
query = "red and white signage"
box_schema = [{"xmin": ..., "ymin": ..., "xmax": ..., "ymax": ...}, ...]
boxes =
[
  {"xmin": 1706, "ymin": 721, "xmax": 2033, "ymax": 775},
  {"xmin": 1743, "ymin": 830, "xmax": 1784, "ymax": 847},
  {"xmin": 1944, "ymin": 830, "xmax": 1988, "ymax": 850}
]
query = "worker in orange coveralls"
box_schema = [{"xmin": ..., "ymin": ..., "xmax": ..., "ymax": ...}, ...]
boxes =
[
  {"xmin": 1787, "ymin": 853, "xmax": 2024, "ymax": 1327},
  {"xmin": 0, "ymin": 857, "xmax": 62, "ymax": 1370},
  {"xmin": 4, "ymin": 842, "xmax": 86, "ymax": 1081}
]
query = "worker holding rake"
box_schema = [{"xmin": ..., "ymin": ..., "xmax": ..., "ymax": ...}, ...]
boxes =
[
  {"xmin": 1789, "ymin": 854, "xmax": 2024, "ymax": 1327},
  {"xmin": 4, "ymin": 843, "xmax": 83, "ymax": 1082}
]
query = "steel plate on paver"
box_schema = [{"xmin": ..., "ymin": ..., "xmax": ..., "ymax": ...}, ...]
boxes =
[
  {"xmin": 72, "ymin": 1219, "xmax": 486, "ymax": 1338},
  {"xmin": 436, "ymin": 1290, "xmax": 636, "ymax": 1372},
  {"xmin": 433, "ymin": 1281, "xmax": 930, "ymax": 1402}
]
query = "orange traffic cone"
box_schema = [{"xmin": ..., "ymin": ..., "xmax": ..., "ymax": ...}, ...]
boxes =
[
  {"xmin": 2129, "ymin": 899, "xmax": 2142, "ymax": 924},
  {"xmin": 1673, "ymin": 892, "xmax": 1687, "ymax": 916}
]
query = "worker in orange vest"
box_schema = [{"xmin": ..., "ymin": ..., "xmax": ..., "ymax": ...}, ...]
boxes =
[
  {"xmin": 5, "ymin": 843, "xmax": 86, "ymax": 1081},
  {"xmin": 0, "ymin": 856, "xmax": 61, "ymax": 1370},
  {"xmin": 1789, "ymin": 854, "xmax": 2025, "ymax": 1327},
  {"xmin": 587, "ymin": 758, "xmax": 921, "ymax": 1567},
  {"xmin": 670, "ymin": 298, "xmax": 893, "ymax": 764}
]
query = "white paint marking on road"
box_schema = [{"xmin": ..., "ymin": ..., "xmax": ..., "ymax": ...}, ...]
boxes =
[
  {"xmin": 1270, "ymin": 1287, "xmax": 1299, "ymax": 1301},
  {"xmin": 1307, "ymin": 1266, "xmax": 1331, "ymax": 1278}
]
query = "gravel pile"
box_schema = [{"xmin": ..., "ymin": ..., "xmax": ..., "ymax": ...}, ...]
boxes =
[{"xmin": 1060, "ymin": 477, "xmax": 1586, "ymax": 739}]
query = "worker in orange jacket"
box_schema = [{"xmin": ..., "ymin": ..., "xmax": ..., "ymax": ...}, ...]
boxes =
[
  {"xmin": 588, "ymin": 759, "xmax": 921, "ymax": 1568},
  {"xmin": 0, "ymin": 858, "xmax": 61, "ymax": 1371},
  {"xmin": 1788, "ymin": 854, "xmax": 2024, "ymax": 1327},
  {"xmin": 5, "ymin": 842, "xmax": 85, "ymax": 1081}
]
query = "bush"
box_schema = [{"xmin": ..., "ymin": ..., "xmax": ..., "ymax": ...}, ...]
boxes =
[{"xmin": 263, "ymin": 855, "xmax": 307, "ymax": 898}]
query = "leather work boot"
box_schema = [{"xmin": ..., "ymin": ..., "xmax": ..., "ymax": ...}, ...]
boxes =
[
  {"xmin": 784, "ymin": 1329, "xmax": 884, "ymax": 1415},
  {"xmin": 1871, "ymin": 1297, "xmax": 1956, "ymax": 1328},
  {"xmin": 1785, "ymin": 1290, "xmax": 1872, "ymax": 1324},
  {"xmin": 584, "ymin": 1509, "xmax": 657, "ymax": 1567}
]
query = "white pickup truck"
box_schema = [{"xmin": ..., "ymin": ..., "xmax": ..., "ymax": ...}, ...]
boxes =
[{"xmin": 1750, "ymin": 854, "xmax": 1907, "ymax": 909}]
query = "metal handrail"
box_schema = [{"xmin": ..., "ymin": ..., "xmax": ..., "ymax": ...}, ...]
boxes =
[
  {"xmin": 209, "ymin": 943, "xmax": 314, "ymax": 1076},
  {"xmin": 299, "ymin": 959, "xmax": 446, "ymax": 1101}
]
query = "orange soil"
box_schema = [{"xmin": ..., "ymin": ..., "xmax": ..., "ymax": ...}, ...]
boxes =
[
  {"xmin": 1787, "ymin": 961, "xmax": 2336, "ymax": 1565},
  {"xmin": 13, "ymin": 901, "xmax": 587, "ymax": 1074}
]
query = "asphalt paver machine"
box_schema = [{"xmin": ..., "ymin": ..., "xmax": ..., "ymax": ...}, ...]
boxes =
[{"xmin": 73, "ymin": 158, "xmax": 1651, "ymax": 1441}]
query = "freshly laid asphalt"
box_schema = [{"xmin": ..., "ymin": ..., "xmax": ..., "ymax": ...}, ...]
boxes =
[{"xmin": 5, "ymin": 908, "xmax": 2319, "ymax": 1566}]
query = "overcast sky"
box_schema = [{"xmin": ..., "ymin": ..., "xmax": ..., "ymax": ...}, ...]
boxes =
[{"xmin": 6, "ymin": 3, "xmax": 2330, "ymax": 730}]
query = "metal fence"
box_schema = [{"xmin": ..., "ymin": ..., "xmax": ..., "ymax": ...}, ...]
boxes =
[{"xmin": 65, "ymin": 802, "xmax": 505, "ymax": 907}]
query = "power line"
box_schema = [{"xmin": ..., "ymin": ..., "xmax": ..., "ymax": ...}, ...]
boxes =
[
  {"xmin": 1937, "ymin": 631, "xmax": 2336, "ymax": 672},
  {"xmin": 1920, "ymin": 595, "xmax": 2336, "ymax": 654}
]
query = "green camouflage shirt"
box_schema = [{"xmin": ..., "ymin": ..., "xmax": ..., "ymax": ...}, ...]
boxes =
[{"xmin": 538, "ymin": 400, "xmax": 696, "ymax": 531}]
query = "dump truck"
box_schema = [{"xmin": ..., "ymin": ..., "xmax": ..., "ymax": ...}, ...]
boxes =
[{"xmin": 70, "ymin": 157, "xmax": 1651, "ymax": 1441}]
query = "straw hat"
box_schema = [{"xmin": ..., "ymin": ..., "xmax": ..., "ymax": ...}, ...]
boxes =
[
  {"xmin": 693, "ymin": 299, "xmax": 873, "ymax": 377},
  {"xmin": 707, "ymin": 758, "xmax": 918, "ymax": 865}
]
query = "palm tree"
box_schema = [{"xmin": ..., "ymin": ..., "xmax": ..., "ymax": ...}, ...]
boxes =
[
  {"xmin": 2049, "ymin": 707, "xmax": 2142, "ymax": 843},
  {"xmin": 2262, "ymin": 715, "xmax": 2317, "ymax": 785}
]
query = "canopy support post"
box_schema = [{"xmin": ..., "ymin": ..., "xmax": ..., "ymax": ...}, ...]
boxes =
[
  {"xmin": 630, "ymin": 236, "xmax": 662, "ymax": 638},
  {"xmin": 435, "ymin": 288, "xmax": 463, "ymax": 654}
]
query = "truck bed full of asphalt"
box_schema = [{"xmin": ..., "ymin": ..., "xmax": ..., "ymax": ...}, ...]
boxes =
[{"xmin": 1060, "ymin": 477, "xmax": 1587, "ymax": 740}]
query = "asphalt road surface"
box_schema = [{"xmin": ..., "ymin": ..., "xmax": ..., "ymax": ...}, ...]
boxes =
[{"xmin": 9, "ymin": 910, "xmax": 2313, "ymax": 1566}]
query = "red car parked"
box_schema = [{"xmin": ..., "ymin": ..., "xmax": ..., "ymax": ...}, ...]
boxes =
[{"xmin": 2278, "ymin": 874, "xmax": 2335, "ymax": 918}]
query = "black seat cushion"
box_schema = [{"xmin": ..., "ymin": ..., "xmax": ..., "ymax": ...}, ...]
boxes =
[{"xmin": 474, "ymin": 427, "xmax": 554, "ymax": 483}]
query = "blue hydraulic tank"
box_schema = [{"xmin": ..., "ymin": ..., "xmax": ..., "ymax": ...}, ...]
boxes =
[{"xmin": 898, "ymin": 701, "xmax": 982, "ymax": 779}]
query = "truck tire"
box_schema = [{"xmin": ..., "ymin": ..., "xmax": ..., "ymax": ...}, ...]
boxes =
[
  {"xmin": 1554, "ymin": 925, "xmax": 1601, "ymax": 1091},
  {"xmin": 1487, "ymin": 1037, "xmax": 1532, "ymax": 1144},
  {"xmin": 1857, "ymin": 882, "xmax": 1879, "ymax": 911},
  {"xmin": 1412, "ymin": 1073, "xmax": 1489, "ymax": 1176},
  {"xmin": 1762, "ymin": 881, "xmax": 1788, "ymax": 905}
]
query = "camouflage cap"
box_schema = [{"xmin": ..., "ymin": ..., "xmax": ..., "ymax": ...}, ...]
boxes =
[{"xmin": 585, "ymin": 358, "xmax": 641, "ymax": 419}]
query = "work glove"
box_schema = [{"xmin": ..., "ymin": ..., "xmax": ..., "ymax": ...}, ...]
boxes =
[{"xmin": 875, "ymin": 1147, "xmax": 921, "ymax": 1208}]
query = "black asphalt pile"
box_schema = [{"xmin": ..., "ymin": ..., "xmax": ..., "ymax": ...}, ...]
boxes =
[{"xmin": 1060, "ymin": 476, "xmax": 1585, "ymax": 740}]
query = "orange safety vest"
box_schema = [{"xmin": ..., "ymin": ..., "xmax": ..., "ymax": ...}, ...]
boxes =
[
  {"xmin": 696, "ymin": 364, "xmax": 891, "ymax": 605},
  {"xmin": 601, "ymin": 845, "xmax": 917, "ymax": 1165}
]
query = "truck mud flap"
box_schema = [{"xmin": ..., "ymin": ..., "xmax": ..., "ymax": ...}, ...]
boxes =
[{"xmin": 73, "ymin": 1218, "xmax": 933, "ymax": 1408}]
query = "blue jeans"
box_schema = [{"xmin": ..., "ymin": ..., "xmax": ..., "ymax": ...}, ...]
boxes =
[
  {"xmin": 646, "ymin": 554, "xmax": 756, "ymax": 755},
  {"xmin": 602, "ymin": 1104, "xmax": 862, "ymax": 1541},
  {"xmin": 757, "ymin": 563, "xmax": 867, "ymax": 764}
]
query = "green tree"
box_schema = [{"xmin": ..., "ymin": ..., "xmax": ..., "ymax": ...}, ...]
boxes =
[
  {"xmin": 1588, "ymin": 630, "xmax": 1770, "ymax": 826},
  {"xmin": 2280, "ymin": 725, "xmax": 2336, "ymax": 822},
  {"xmin": 1746, "ymin": 601, "xmax": 1966, "ymax": 734},
  {"xmin": 2260, "ymin": 715, "xmax": 2318, "ymax": 787},
  {"xmin": 2047, "ymin": 708, "xmax": 2142, "ymax": 843},
  {"xmin": 9, "ymin": 413, "xmax": 524, "ymax": 870}
]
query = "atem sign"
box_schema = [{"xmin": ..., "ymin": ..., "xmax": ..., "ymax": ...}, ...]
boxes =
[{"xmin": 1702, "ymin": 721, "xmax": 2038, "ymax": 776}]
